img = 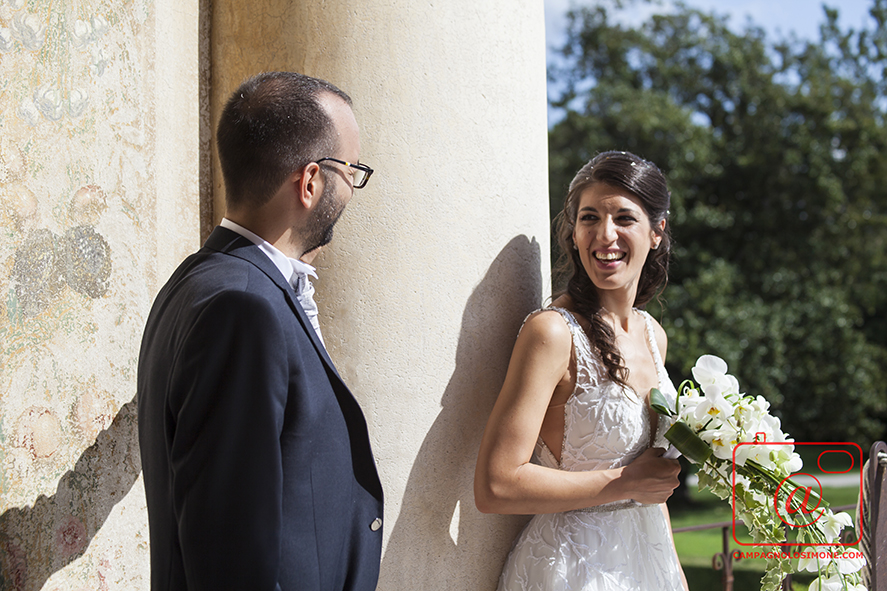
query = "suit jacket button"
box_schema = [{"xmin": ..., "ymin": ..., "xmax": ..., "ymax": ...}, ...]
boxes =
[{"xmin": 370, "ymin": 517, "xmax": 382, "ymax": 532}]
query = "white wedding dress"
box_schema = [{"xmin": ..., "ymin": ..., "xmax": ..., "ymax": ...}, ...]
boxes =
[{"xmin": 497, "ymin": 307, "xmax": 685, "ymax": 591}]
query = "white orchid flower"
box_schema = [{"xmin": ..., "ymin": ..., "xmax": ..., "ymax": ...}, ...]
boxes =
[
  {"xmin": 701, "ymin": 424, "xmax": 742, "ymax": 461},
  {"xmin": 733, "ymin": 396, "xmax": 759, "ymax": 428},
  {"xmin": 704, "ymin": 374, "xmax": 739, "ymax": 397},
  {"xmin": 808, "ymin": 573, "xmax": 845, "ymax": 591},
  {"xmin": 760, "ymin": 413, "xmax": 784, "ymax": 436},
  {"xmin": 742, "ymin": 413, "xmax": 787, "ymax": 454},
  {"xmin": 677, "ymin": 387, "xmax": 702, "ymax": 417},
  {"xmin": 680, "ymin": 411, "xmax": 710, "ymax": 434},
  {"xmin": 751, "ymin": 394, "xmax": 771, "ymax": 413},
  {"xmin": 692, "ymin": 355, "xmax": 741, "ymax": 397},
  {"xmin": 833, "ymin": 548, "xmax": 865, "ymax": 574},
  {"xmin": 819, "ymin": 511, "xmax": 854, "ymax": 542},
  {"xmin": 797, "ymin": 548, "xmax": 821, "ymax": 572},
  {"xmin": 692, "ymin": 354, "xmax": 728, "ymax": 382},
  {"xmin": 725, "ymin": 374, "xmax": 740, "ymax": 394},
  {"xmin": 694, "ymin": 389, "xmax": 734, "ymax": 431},
  {"xmin": 741, "ymin": 443, "xmax": 776, "ymax": 470},
  {"xmin": 771, "ymin": 448, "xmax": 803, "ymax": 475},
  {"xmin": 733, "ymin": 446, "xmax": 755, "ymax": 466}
]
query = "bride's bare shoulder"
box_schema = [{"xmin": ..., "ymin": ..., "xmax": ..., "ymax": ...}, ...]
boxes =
[{"xmin": 521, "ymin": 308, "xmax": 571, "ymax": 340}]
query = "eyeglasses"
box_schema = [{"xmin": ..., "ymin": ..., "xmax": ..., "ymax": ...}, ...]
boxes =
[{"xmin": 316, "ymin": 158, "xmax": 374, "ymax": 189}]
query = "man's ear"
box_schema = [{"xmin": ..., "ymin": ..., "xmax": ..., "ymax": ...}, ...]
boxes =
[{"xmin": 296, "ymin": 162, "xmax": 324, "ymax": 210}]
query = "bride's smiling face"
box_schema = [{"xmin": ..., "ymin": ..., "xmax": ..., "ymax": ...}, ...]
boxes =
[{"xmin": 572, "ymin": 183, "xmax": 665, "ymax": 298}]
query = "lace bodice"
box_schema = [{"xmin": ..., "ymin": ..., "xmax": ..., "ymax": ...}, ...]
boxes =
[{"xmin": 534, "ymin": 307, "xmax": 677, "ymax": 473}]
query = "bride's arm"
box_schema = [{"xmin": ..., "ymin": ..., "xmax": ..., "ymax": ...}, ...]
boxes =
[{"xmin": 474, "ymin": 310, "xmax": 680, "ymax": 515}]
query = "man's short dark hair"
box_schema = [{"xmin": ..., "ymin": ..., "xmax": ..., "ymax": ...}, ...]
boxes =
[{"xmin": 216, "ymin": 71, "xmax": 352, "ymax": 210}]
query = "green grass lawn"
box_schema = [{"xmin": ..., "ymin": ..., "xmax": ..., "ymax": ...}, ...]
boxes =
[{"xmin": 668, "ymin": 445, "xmax": 863, "ymax": 591}]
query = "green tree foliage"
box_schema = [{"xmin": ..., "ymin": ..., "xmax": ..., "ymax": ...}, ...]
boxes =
[{"xmin": 549, "ymin": 0, "xmax": 887, "ymax": 444}]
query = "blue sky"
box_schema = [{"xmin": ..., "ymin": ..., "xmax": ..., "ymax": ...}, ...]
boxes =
[
  {"xmin": 543, "ymin": 0, "xmax": 876, "ymax": 124},
  {"xmin": 544, "ymin": 0, "xmax": 875, "ymax": 50}
]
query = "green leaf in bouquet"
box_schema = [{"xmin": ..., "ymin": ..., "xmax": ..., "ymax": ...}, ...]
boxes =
[
  {"xmin": 697, "ymin": 470, "xmax": 730, "ymax": 499},
  {"xmin": 760, "ymin": 571, "xmax": 781, "ymax": 591},
  {"xmin": 663, "ymin": 421, "xmax": 712, "ymax": 464},
  {"xmin": 739, "ymin": 485, "xmax": 763, "ymax": 510},
  {"xmin": 760, "ymin": 558, "xmax": 791, "ymax": 591},
  {"xmin": 696, "ymin": 470, "xmax": 715, "ymax": 490},
  {"xmin": 649, "ymin": 388, "xmax": 675, "ymax": 416},
  {"xmin": 751, "ymin": 524, "xmax": 776, "ymax": 544}
]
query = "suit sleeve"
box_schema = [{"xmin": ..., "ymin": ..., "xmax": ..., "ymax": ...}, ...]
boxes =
[{"xmin": 168, "ymin": 289, "xmax": 288, "ymax": 591}]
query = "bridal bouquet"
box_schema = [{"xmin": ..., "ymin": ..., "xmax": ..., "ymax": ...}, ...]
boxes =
[{"xmin": 652, "ymin": 355, "xmax": 866, "ymax": 591}]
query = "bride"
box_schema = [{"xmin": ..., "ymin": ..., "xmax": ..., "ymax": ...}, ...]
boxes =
[{"xmin": 474, "ymin": 151, "xmax": 688, "ymax": 590}]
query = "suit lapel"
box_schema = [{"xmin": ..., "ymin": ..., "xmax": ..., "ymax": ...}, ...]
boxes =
[
  {"xmin": 203, "ymin": 226, "xmax": 343, "ymax": 380},
  {"xmin": 203, "ymin": 226, "xmax": 382, "ymax": 501}
]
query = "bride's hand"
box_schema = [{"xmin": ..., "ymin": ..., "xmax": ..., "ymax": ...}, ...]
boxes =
[{"xmin": 620, "ymin": 447, "xmax": 681, "ymax": 504}]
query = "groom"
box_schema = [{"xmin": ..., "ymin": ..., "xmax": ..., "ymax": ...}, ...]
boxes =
[{"xmin": 137, "ymin": 72, "xmax": 383, "ymax": 590}]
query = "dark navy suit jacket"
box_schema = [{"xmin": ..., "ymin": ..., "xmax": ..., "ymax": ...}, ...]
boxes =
[{"xmin": 138, "ymin": 226, "xmax": 383, "ymax": 591}]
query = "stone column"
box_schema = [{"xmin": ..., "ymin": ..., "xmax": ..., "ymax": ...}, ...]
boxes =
[{"xmin": 212, "ymin": 2, "xmax": 550, "ymax": 589}]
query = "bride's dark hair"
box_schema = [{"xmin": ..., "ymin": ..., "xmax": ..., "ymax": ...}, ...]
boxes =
[{"xmin": 553, "ymin": 150, "xmax": 672, "ymax": 388}]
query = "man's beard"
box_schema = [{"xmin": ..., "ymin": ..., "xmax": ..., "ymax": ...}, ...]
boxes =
[{"xmin": 301, "ymin": 177, "xmax": 346, "ymax": 256}]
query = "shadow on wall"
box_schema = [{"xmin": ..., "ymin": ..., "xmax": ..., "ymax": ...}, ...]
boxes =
[
  {"xmin": 0, "ymin": 397, "xmax": 141, "ymax": 591},
  {"xmin": 381, "ymin": 235, "xmax": 543, "ymax": 591}
]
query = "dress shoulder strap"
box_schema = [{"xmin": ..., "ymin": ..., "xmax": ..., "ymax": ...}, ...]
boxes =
[
  {"xmin": 518, "ymin": 307, "xmax": 580, "ymax": 336},
  {"xmin": 545, "ymin": 306, "xmax": 579, "ymax": 330},
  {"xmin": 636, "ymin": 309, "xmax": 667, "ymax": 381}
]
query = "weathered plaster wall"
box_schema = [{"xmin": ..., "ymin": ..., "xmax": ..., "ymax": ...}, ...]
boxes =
[
  {"xmin": 0, "ymin": 0, "xmax": 199, "ymax": 589},
  {"xmin": 212, "ymin": 2, "xmax": 551, "ymax": 589},
  {"xmin": 2, "ymin": 0, "xmax": 548, "ymax": 589}
]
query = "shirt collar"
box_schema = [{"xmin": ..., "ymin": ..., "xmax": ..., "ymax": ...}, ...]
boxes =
[
  {"xmin": 220, "ymin": 218, "xmax": 315, "ymax": 285},
  {"xmin": 288, "ymin": 257, "xmax": 318, "ymax": 280}
]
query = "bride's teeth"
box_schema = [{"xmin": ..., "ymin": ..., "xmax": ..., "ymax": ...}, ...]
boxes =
[{"xmin": 595, "ymin": 252, "xmax": 624, "ymax": 261}]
